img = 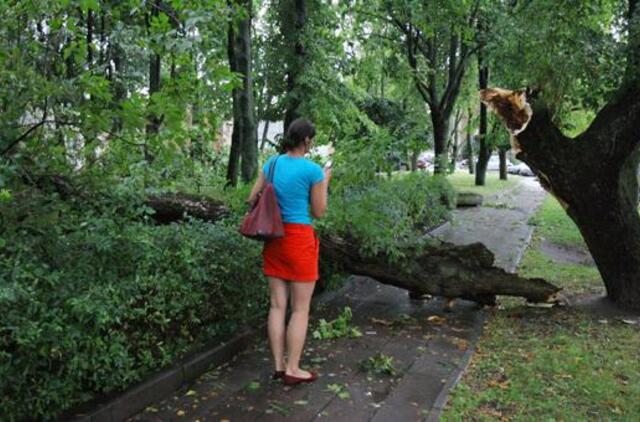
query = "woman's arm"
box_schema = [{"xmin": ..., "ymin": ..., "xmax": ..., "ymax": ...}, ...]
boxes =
[
  {"xmin": 310, "ymin": 167, "xmax": 331, "ymax": 218},
  {"xmin": 247, "ymin": 171, "xmax": 266, "ymax": 207}
]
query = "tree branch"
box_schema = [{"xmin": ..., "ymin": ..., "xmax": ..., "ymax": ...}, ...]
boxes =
[{"xmin": 2, "ymin": 99, "xmax": 48, "ymax": 156}]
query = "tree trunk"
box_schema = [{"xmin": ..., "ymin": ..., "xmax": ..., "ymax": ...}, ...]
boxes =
[
  {"xmin": 237, "ymin": 0, "xmax": 257, "ymax": 183},
  {"xmin": 320, "ymin": 234, "xmax": 559, "ymax": 305},
  {"xmin": 450, "ymin": 110, "xmax": 462, "ymax": 170},
  {"xmin": 138, "ymin": 190, "xmax": 560, "ymax": 305},
  {"xmin": 146, "ymin": 4, "xmax": 162, "ymax": 142},
  {"xmin": 282, "ymin": 0, "xmax": 307, "ymax": 131},
  {"xmin": 144, "ymin": 52, "xmax": 161, "ymax": 163},
  {"xmin": 467, "ymin": 108, "xmax": 474, "ymax": 174},
  {"xmin": 498, "ymin": 148, "xmax": 508, "ymax": 180},
  {"xmin": 260, "ymin": 120, "xmax": 270, "ymax": 151},
  {"xmin": 488, "ymin": 77, "xmax": 640, "ymax": 309},
  {"xmin": 86, "ymin": 9, "xmax": 94, "ymax": 65},
  {"xmin": 226, "ymin": 15, "xmax": 242, "ymax": 187},
  {"xmin": 410, "ymin": 150, "xmax": 419, "ymax": 172},
  {"xmin": 432, "ymin": 112, "xmax": 449, "ymax": 174},
  {"xmin": 475, "ymin": 61, "xmax": 490, "ymax": 185},
  {"xmin": 145, "ymin": 193, "xmax": 230, "ymax": 224}
]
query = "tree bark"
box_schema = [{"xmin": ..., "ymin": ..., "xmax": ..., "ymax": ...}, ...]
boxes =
[
  {"xmin": 260, "ymin": 120, "xmax": 270, "ymax": 151},
  {"xmin": 432, "ymin": 112, "xmax": 449, "ymax": 174},
  {"xmin": 320, "ymin": 234, "xmax": 559, "ymax": 305},
  {"xmin": 450, "ymin": 109, "xmax": 462, "ymax": 169},
  {"xmin": 467, "ymin": 132, "xmax": 475, "ymax": 174},
  {"xmin": 86, "ymin": 9, "xmax": 94, "ymax": 65},
  {"xmin": 488, "ymin": 0, "xmax": 640, "ymax": 308},
  {"xmin": 410, "ymin": 150, "xmax": 419, "ymax": 172},
  {"xmin": 506, "ymin": 89, "xmax": 640, "ymax": 309},
  {"xmin": 475, "ymin": 60, "xmax": 490, "ymax": 185},
  {"xmin": 467, "ymin": 108, "xmax": 474, "ymax": 174},
  {"xmin": 145, "ymin": 193, "xmax": 230, "ymax": 224},
  {"xmin": 226, "ymin": 14, "xmax": 242, "ymax": 187},
  {"xmin": 146, "ymin": 4, "xmax": 162, "ymax": 140},
  {"xmin": 498, "ymin": 148, "xmax": 508, "ymax": 180},
  {"xmin": 236, "ymin": 0, "xmax": 257, "ymax": 183},
  {"xmin": 135, "ymin": 192, "xmax": 560, "ymax": 305},
  {"xmin": 282, "ymin": 0, "xmax": 307, "ymax": 131}
]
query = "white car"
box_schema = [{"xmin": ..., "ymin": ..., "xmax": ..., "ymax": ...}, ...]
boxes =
[
  {"xmin": 508, "ymin": 162, "xmax": 535, "ymax": 176},
  {"xmin": 486, "ymin": 155, "xmax": 512, "ymax": 171}
]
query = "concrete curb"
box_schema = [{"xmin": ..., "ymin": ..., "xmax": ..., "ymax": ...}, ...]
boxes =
[
  {"xmin": 423, "ymin": 204, "xmax": 539, "ymax": 421},
  {"xmin": 509, "ymin": 225, "xmax": 535, "ymax": 273},
  {"xmin": 424, "ymin": 311, "xmax": 486, "ymax": 422},
  {"xmin": 69, "ymin": 327, "xmax": 257, "ymax": 422},
  {"xmin": 68, "ymin": 284, "xmax": 346, "ymax": 422},
  {"xmin": 422, "ymin": 220, "xmax": 452, "ymax": 240}
]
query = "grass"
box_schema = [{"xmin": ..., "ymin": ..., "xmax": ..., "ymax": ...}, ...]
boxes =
[
  {"xmin": 443, "ymin": 196, "xmax": 640, "ymax": 421},
  {"xmin": 529, "ymin": 196, "xmax": 586, "ymax": 247},
  {"xmin": 447, "ymin": 170, "xmax": 521, "ymax": 197}
]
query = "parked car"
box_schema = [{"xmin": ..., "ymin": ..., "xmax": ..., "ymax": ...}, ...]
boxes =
[
  {"xmin": 417, "ymin": 151, "xmax": 434, "ymax": 171},
  {"xmin": 487, "ymin": 155, "xmax": 513, "ymax": 171},
  {"xmin": 508, "ymin": 162, "xmax": 535, "ymax": 176}
]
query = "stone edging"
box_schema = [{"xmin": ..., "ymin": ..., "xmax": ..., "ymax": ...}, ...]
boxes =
[
  {"xmin": 509, "ymin": 225, "xmax": 535, "ymax": 273},
  {"xmin": 69, "ymin": 327, "xmax": 257, "ymax": 422},
  {"xmin": 68, "ymin": 284, "xmax": 344, "ymax": 422},
  {"xmin": 424, "ymin": 310, "xmax": 486, "ymax": 422}
]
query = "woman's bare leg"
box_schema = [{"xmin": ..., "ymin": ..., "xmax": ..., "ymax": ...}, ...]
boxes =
[
  {"xmin": 267, "ymin": 277, "xmax": 289, "ymax": 372},
  {"xmin": 285, "ymin": 281, "xmax": 316, "ymax": 377}
]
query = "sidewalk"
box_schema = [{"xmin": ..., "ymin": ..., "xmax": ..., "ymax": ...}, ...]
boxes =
[{"xmin": 130, "ymin": 178, "xmax": 547, "ymax": 422}]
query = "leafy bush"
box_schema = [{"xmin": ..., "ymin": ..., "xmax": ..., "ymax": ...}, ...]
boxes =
[
  {"xmin": 0, "ymin": 189, "xmax": 267, "ymax": 421},
  {"xmin": 321, "ymin": 172, "xmax": 455, "ymax": 260}
]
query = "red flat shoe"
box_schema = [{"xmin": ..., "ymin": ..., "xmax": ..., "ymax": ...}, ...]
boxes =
[
  {"xmin": 272, "ymin": 370, "xmax": 285, "ymax": 380},
  {"xmin": 283, "ymin": 371, "xmax": 318, "ymax": 386}
]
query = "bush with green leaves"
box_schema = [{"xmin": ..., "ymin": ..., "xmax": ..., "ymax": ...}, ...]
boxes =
[
  {"xmin": 312, "ymin": 307, "xmax": 362, "ymax": 340},
  {"xmin": 0, "ymin": 188, "xmax": 267, "ymax": 421},
  {"xmin": 320, "ymin": 171, "xmax": 455, "ymax": 261}
]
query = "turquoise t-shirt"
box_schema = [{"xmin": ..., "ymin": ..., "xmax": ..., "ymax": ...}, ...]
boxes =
[{"xmin": 263, "ymin": 155, "xmax": 324, "ymax": 225}]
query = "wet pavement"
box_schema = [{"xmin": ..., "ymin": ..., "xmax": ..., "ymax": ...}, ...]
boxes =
[
  {"xmin": 130, "ymin": 278, "xmax": 483, "ymax": 422},
  {"xmin": 130, "ymin": 177, "xmax": 547, "ymax": 422},
  {"xmin": 438, "ymin": 177, "xmax": 547, "ymax": 272}
]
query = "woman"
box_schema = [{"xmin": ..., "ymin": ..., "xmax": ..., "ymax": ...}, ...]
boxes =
[{"xmin": 247, "ymin": 118, "xmax": 331, "ymax": 386}]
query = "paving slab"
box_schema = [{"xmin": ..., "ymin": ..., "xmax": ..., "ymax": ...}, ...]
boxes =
[
  {"xmin": 436, "ymin": 177, "xmax": 547, "ymax": 272},
  {"xmin": 129, "ymin": 178, "xmax": 547, "ymax": 422}
]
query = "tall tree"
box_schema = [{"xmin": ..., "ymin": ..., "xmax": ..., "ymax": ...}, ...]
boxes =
[
  {"xmin": 484, "ymin": 0, "xmax": 640, "ymax": 309},
  {"xmin": 279, "ymin": 0, "xmax": 308, "ymax": 131},
  {"xmin": 379, "ymin": 0, "xmax": 480, "ymax": 173},
  {"xmin": 226, "ymin": 0, "xmax": 257, "ymax": 186}
]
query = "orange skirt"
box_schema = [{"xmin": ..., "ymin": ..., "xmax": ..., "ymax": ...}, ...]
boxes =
[{"xmin": 263, "ymin": 223, "xmax": 319, "ymax": 282}]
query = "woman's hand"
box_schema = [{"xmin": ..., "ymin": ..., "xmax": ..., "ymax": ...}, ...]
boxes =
[
  {"xmin": 247, "ymin": 171, "xmax": 266, "ymax": 208},
  {"xmin": 323, "ymin": 161, "xmax": 332, "ymax": 182},
  {"xmin": 323, "ymin": 166, "xmax": 332, "ymax": 182}
]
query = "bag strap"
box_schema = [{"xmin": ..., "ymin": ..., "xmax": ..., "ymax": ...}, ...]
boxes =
[{"xmin": 268, "ymin": 155, "xmax": 281, "ymax": 183}]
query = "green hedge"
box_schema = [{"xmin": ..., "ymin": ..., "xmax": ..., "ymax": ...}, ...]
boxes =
[
  {"xmin": 0, "ymin": 205, "xmax": 266, "ymax": 421},
  {"xmin": 0, "ymin": 169, "xmax": 454, "ymax": 421},
  {"xmin": 322, "ymin": 172, "xmax": 455, "ymax": 260}
]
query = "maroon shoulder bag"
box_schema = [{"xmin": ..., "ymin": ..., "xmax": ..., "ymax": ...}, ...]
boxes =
[{"xmin": 239, "ymin": 156, "xmax": 285, "ymax": 241}]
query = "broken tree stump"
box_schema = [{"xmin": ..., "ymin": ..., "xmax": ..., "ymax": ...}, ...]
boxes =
[{"xmin": 456, "ymin": 192, "xmax": 483, "ymax": 207}]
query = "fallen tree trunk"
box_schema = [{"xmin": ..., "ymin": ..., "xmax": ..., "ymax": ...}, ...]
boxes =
[
  {"xmin": 320, "ymin": 233, "xmax": 560, "ymax": 305},
  {"xmin": 30, "ymin": 176, "xmax": 557, "ymax": 304},
  {"xmin": 145, "ymin": 192, "xmax": 230, "ymax": 224},
  {"xmin": 144, "ymin": 193, "xmax": 560, "ymax": 304}
]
